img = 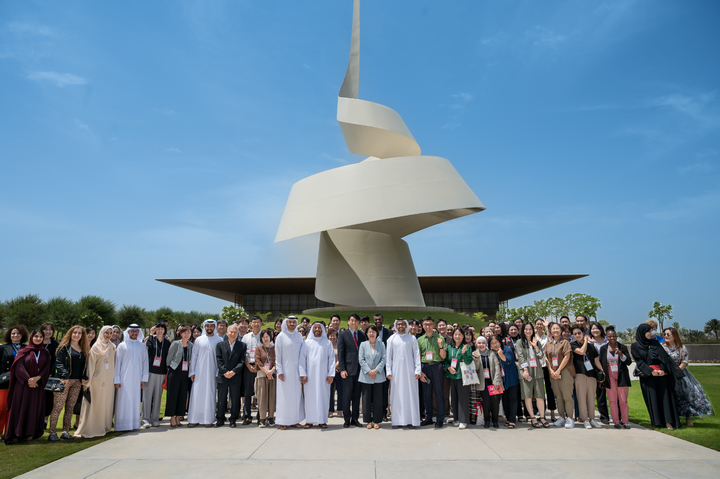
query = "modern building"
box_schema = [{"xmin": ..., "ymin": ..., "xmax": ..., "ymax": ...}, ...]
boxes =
[{"xmin": 158, "ymin": 274, "xmax": 587, "ymax": 318}]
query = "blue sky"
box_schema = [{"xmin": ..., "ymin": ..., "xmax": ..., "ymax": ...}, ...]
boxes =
[{"xmin": 1, "ymin": 1, "xmax": 718, "ymax": 330}]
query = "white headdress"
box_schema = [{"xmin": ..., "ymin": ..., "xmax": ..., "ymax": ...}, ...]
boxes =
[
  {"xmin": 201, "ymin": 319, "xmax": 217, "ymax": 336},
  {"xmin": 123, "ymin": 324, "xmax": 144, "ymax": 343},
  {"xmin": 393, "ymin": 318, "xmax": 408, "ymax": 335},
  {"xmin": 305, "ymin": 321, "xmax": 329, "ymax": 346}
]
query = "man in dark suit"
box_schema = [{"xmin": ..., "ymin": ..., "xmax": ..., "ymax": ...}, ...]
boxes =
[
  {"xmin": 216, "ymin": 323, "xmax": 246, "ymax": 428},
  {"xmin": 338, "ymin": 313, "xmax": 367, "ymax": 427},
  {"xmin": 373, "ymin": 313, "xmax": 393, "ymax": 422}
]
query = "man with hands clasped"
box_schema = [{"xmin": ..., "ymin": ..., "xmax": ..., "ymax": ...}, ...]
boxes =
[{"xmin": 417, "ymin": 316, "xmax": 447, "ymax": 428}]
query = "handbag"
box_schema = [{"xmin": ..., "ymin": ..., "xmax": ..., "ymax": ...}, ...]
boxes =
[
  {"xmin": 45, "ymin": 377, "xmax": 65, "ymax": 393},
  {"xmin": 460, "ymin": 361, "xmax": 480, "ymax": 386},
  {"xmin": 0, "ymin": 371, "xmax": 10, "ymax": 387},
  {"xmin": 487, "ymin": 384, "xmax": 503, "ymax": 396}
]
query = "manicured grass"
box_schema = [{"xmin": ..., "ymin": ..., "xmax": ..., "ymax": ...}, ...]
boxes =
[
  {"xmin": 266, "ymin": 310, "xmax": 484, "ymax": 331},
  {"xmin": 627, "ymin": 366, "xmax": 719, "ymax": 451}
]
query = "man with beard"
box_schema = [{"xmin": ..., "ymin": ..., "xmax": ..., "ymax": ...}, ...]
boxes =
[
  {"xmin": 187, "ymin": 319, "xmax": 222, "ymax": 427},
  {"xmin": 114, "ymin": 325, "xmax": 148, "ymax": 431},
  {"xmin": 301, "ymin": 323, "xmax": 335, "ymax": 429},
  {"xmin": 386, "ymin": 319, "xmax": 421, "ymax": 428},
  {"xmin": 275, "ymin": 316, "xmax": 306, "ymax": 430}
]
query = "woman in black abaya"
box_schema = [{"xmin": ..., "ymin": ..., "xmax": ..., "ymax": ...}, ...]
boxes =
[{"xmin": 631, "ymin": 323, "xmax": 682, "ymax": 430}]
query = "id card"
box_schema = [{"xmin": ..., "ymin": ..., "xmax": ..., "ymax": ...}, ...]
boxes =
[
  {"xmin": 264, "ymin": 362, "xmax": 271, "ymax": 370},
  {"xmin": 583, "ymin": 358, "xmax": 593, "ymax": 371},
  {"xmin": 181, "ymin": 361, "xmax": 189, "ymax": 371},
  {"xmin": 552, "ymin": 357, "xmax": 558, "ymax": 367},
  {"xmin": 105, "ymin": 362, "xmax": 110, "ymax": 370},
  {"xmin": 425, "ymin": 351, "xmax": 434, "ymax": 361},
  {"xmin": 529, "ymin": 358, "xmax": 537, "ymax": 368},
  {"xmin": 483, "ymin": 368, "xmax": 490, "ymax": 379},
  {"xmin": 249, "ymin": 350, "xmax": 255, "ymax": 360},
  {"xmin": 514, "ymin": 350, "xmax": 519, "ymax": 360},
  {"xmin": 610, "ymin": 363, "xmax": 618, "ymax": 373},
  {"xmin": 501, "ymin": 368, "xmax": 505, "ymax": 377},
  {"xmin": 153, "ymin": 357, "xmax": 161, "ymax": 367},
  {"xmin": 450, "ymin": 358, "xmax": 458, "ymax": 368}
]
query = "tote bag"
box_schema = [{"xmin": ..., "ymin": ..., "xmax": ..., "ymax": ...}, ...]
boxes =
[{"xmin": 460, "ymin": 360, "xmax": 480, "ymax": 386}]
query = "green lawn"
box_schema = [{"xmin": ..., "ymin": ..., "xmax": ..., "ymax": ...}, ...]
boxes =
[
  {"xmin": 627, "ymin": 366, "xmax": 719, "ymax": 451},
  {"xmin": 276, "ymin": 310, "xmax": 484, "ymax": 331}
]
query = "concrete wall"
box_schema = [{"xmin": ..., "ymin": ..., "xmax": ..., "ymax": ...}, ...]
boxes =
[{"xmin": 687, "ymin": 344, "xmax": 720, "ymax": 361}]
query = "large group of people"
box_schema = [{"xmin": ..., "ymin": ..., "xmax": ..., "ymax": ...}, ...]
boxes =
[{"xmin": 0, "ymin": 313, "xmax": 714, "ymax": 444}]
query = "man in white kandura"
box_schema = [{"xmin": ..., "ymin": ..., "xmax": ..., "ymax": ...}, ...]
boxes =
[
  {"xmin": 386, "ymin": 318, "xmax": 422, "ymax": 429},
  {"xmin": 301, "ymin": 322, "xmax": 335, "ymax": 429},
  {"xmin": 187, "ymin": 319, "xmax": 222, "ymax": 427},
  {"xmin": 114, "ymin": 324, "xmax": 149, "ymax": 431},
  {"xmin": 275, "ymin": 316, "xmax": 306, "ymax": 430}
]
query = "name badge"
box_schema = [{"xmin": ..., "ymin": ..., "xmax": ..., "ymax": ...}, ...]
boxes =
[
  {"xmin": 552, "ymin": 357, "xmax": 558, "ymax": 367},
  {"xmin": 529, "ymin": 358, "xmax": 537, "ymax": 368},
  {"xmin": 153, "ymin": 357, "xmax": 161, "ymax": 367},
  {"xmin": 514, "ymin": 351, "xmax": 519, "ymax": 360},
  {"xmin": 182, "ymin": 361, "xmax": 189, "ymax": 372},
  {"xmin": 249, "ymin": 350, "xmax": 255, "ymax": 360},
  {"xmin": 264, "ymin": 362, "xmax": 271, "ymax": 370},
  {"xmin": 450, "ymin": 358, "xmax": 458, "ymax": 368},
  {"xmin": 501, "ymin": 367, "xmax": 505, "ymax": 377},
  {"xmin": 105, "ymin": 362, "xmax": 110, "ymax": 370},
  {"xmin": 610, "ymin": 363, "xmax": 619, "ymax": 373},
  {"xmin": 483, "ymin": 368, "xmax": 490, "ymax": 379},
  {"xmin": 425, "ymin": 351, "xmax": 434, "ymax": 361},
  {"xmin": 583, "ymin": 357, "xmax": 593, "ymax": 371}
]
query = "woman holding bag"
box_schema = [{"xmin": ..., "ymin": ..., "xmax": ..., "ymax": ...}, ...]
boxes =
[
  {"xmin": 444, "ymin": 327, "xmax": 474, "ymax": 429},
  {"xmin": 474, "ymin": 336, "xmax": 503, "ymax": 428}
]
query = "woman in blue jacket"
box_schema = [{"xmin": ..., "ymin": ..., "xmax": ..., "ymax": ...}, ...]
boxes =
[
  {"xmin": 358, "ymin": 325, "xmax": 386, "ymax": 429},
  {"xmin": 493, "ymin": 335, "xmax": 520, "ymax": 429}
]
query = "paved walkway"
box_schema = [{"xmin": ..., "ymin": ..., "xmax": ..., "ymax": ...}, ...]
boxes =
[{"xmin": 19, "ymin": 415, "xmax": 720, "ymax": 479}]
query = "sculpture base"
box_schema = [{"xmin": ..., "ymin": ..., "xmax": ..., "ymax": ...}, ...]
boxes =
[{"xmin": 303, "ymin": 306, "xmax": 455, "ymax": 315}]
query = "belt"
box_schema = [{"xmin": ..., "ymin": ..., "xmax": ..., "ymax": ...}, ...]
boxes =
[{"xmin": 423, "ymin": 361, "xmax": 443, "ymax": 366}]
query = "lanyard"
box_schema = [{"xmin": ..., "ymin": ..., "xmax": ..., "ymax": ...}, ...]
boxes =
[
  {"xmin": 155, "ymin": 338, "xmax": 164, "ymax": 359},
  {"xmin": 34, "ymin": 351, "xmax": 40, "ymax": 363},
  {"xmin": 12, "ymin": 344, "xmax": 21, "ymax": 356},
  {"xmin": 263, "ymin": 345, "xmax": 270, "ymax": 362},
  {"xmin": 451, "ymin": 344, "xmax": 463, "ymax": 359},
  {"xmin": 481, "ymin": 354, "xmax": 488, "ymax": 369},
  {"xmin": 425, "ymin": 336, "xmax": 433, "ymax": 355},
  {"xmin": 182, "ymin": 346, "xmax": 188, "ymax": 363}
]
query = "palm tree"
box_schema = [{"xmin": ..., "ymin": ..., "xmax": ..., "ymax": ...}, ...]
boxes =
[{"xmin": 704, "ymin": 319, "xmax": 720, "ymax": 340}]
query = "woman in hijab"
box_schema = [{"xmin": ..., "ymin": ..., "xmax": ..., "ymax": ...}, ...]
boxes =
[
  {"xmin": 75, "ymin": 326, "xmax": 116, "ymax": 438},
  {"xmin": 5, "ymin": 329, "xmax": 51, "ymax": 444},
  {"xmin": 631, "ymin": 323, "xmax": 683, "ymax": 430},
  {"xmin": 1, "ymin": 325, "xmax": 28, "ymax": 439}
]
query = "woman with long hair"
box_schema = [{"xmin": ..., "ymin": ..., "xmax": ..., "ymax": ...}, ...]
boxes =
[
  {"xmin": 75, "ymin": 326, "xmax": 116, "ymax": 438},
  {"xmin": 1, "ymin": 325, "xmax": 28, "ymax": 439},
  {"xmin": 518, "ymin": 323, "xmax": 548, "ymax": 427},
  {"xmin": 662, "ymin": 327, "xmax": 714, "ymax": 427},
  {"xmin": 535, "ymin": 319, "xmax": 556, "ymax": 422},
  {"xmin": 48, "ymin": 325, "xmax": 90, "ymax": 441},
  {"xmin": 588, "ymin": 322, "xmax": 609, "ymax": 424},
  {"xmin": 40, "ymin": 322, "xmax": 59, "ymax": 423},
  {"xmin": 4, "ymin": 329, "xmax": 51, "ymax": 444},
  {"xmin": 444, "ymin": 327, "xmax": 473, "ymax": 429}
]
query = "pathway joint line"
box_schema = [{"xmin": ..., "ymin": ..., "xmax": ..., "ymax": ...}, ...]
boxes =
[
  {"xmin": 83, "ymin": 459, "xmax": 122, "ymax": 479},
  {"xmin": 247, "ymin": 429, "xmax": 278, "ymax": 460}
]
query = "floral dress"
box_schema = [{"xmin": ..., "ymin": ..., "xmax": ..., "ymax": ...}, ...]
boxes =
[{"xmin": 663, "ymin": 343, "xmax": 714, "ymax": 417}]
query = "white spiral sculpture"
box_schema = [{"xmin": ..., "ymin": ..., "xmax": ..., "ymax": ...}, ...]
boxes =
[{"xmin": 275, "ymin": 0, "xmax": 485, "ymax": 308}]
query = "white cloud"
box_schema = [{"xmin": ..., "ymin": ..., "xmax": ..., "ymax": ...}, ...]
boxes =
[
  {"xmin": 452, "ymin": 92, "xmax": 473, "ymax": 102},
  {"xmin": 525, "ymin": 26, "xmax": 567, "ymax": 47},
  {"xmin": 154, "ymin": 108, "xmax": 177, "ymax": 116},
  {"xmin": 648, "ymin": 92, "xmax": 719, "ymax": 127},
  {"xmin": 27, "ymin": 71, "xmax": 87, "ymax": 87},
  {"xmin": 73, "ymin": 119, "xmax": 90, "ymax": 131},
  {"xmin": 6, "ymin": 22, "xmax": 54, "ymax": 36},
  {"xmin": 165, "ymin": 148, "xmax": 182, "ymax": 153}
]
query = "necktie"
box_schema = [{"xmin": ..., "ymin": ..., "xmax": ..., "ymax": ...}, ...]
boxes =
[{"xmin": 353, "ymin": 331, "xmax": 358, "ymax": 348}]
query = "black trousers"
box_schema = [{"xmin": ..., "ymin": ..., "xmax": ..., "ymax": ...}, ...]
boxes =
[
  {"xmin": 361, "ymin": 382, "xmax": 383, "ymax": 424},
  {"xmin": 421, "ymin": 363, "xmax": 445, "ymax": 423},
  {"xmin": 242, "ymin": 366, "xmax": 256, "ymax": 419},
  {"xmin": 449, "ymin": 378, "xmax": 469, "ymax": 424},
  {"xmin": 596, "ymin": 381, "xmax": 609, "ymax": 420},
  {"xmin": 542, "ymin": 366, "xmax": 557, "ymax": 411},
  {"xmin": 342, "ymin": 373, "xmax": 361, "ymax": 423},
  {"xmin": 479, "ymin": 386, "xmax": 501, "ymax": 424},
  {"xmin": 502, "ymin": 383, "xmax": 519, "ymax": 423},
  {"xmin": 217, "ymin": 378, "xmax": 242, "ymax": 423},
  {"xmin": 382, "ymin": 380, "xmax": 390, "ymax": 418}
]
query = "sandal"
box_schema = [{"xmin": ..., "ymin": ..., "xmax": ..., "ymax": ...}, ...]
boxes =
[
  {"xmin": 506, "ymin": 423, "xmax": 516, "ymax": 429},
  {"xmin": 539, "ymin": 419, "xmax": 550, "ymax": 428},
  {"xmin": 187, "ymin": 423, "xmax": 198, "ymax": 428},
  {"xmin": 303, "ymin": 424, "xmax": 313, "ymax": 429},
  {"xmin": 292, "ymin": 424, "xmax": 303, "ymax": 429},
  {"xmin": 531, "ymin": 419, "xmax": 541, "ymax": 428},
  {"xmin": 320, "ymin": 424, "xmax": 328, "ymax": 429},
  {"xmin": 279, "ymin": 426, "xmax": 287, "ymax": 430}
]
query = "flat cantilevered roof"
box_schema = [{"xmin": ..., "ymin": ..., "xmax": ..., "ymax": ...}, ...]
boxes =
[{"xmin": 157, "ymin": 274, "xmax": 587, "ymax": 304}]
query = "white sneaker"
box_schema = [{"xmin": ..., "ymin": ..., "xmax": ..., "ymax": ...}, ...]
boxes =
[
  {"xmin": 590, "ymin": 420, "xmax": 601, "ymax": 428},
  {"xmin": 458, "ymin": 423, "xmax": 467, "ymax": 429},
  {"xmin": 454, "ymin": 421, "xmax": 460, "ymax": 427},
  {"xmin": 444, "ymin": 416, "xmax": 451, "ymax": 423},
  {"xmin": 142, "ymin": 420, "xmax": 151, "ymax": 429},
  {"xmin": 553, "ymin": 417, "xmax": 566, "ymax": 427},
  {"xmin": 565, "ymin": 419, "xmax": 575, "ymax": 429},
  {"xmin": 584, "ymin": 420, "xmax": 592, "ymax": 429}
]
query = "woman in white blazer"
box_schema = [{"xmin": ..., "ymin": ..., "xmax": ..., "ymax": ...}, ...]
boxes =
[{"xmin": 358, "ymin": 325, "xmax": 387, "ymax": 429}]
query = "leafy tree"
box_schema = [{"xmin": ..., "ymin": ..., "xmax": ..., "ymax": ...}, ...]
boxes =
[
  {"xmin": 3, "ymin": 294, "xmax": 47, "ymax": 330},
  {"xmin": 704, "ymin": 319, "xmax": 720, "ymax": 340},
  {"xmin": 46, "ymin": 297, "xmax": 82, "ymax": 334},
  {"xmin": 78, "ymin": 295, "xmax": 116, "ymax": 325},
  {"xmin": 116, "ymin": 304, "xmax": 150, "ymax": 328},
  {"xmin": 222, "ymin": 305, "xmax": 248, "ymax": 323},
  {"xmin": 647, "ymin": 302, "xmax": 673, "ymax": 331},
  {"xmin": 672, "ymin": 321, "xmax": 681, "ymax": 331},
  {"xmin": 152, "ymin": 306, "xmax": 177, "ymax": 329},
  {"xmin": 686, "ymin": 329, "xmax": 707, "ymax": 343},
  {"xmin": 79, "ymin": 312, "xmax": 104, "ymax": 330},
  {"xmin": 473, "ymin": 311, "xmax": 488, "ymax": 324},
  {"xmin": 495, "ymin": 305, "xmax": 512, "ymax": 323},
  {"xmin": 567, "ymin": 293, "xmax": 602, "ymax": 320}
]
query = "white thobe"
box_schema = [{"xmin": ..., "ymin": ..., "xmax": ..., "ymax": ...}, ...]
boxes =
[
  {"xmin": 113, "ymin": 339, "xmax": 149, "ymax": 431},
  {"xmin": 386, "ymin": 333, "xmax": 421, "ymax": 427},
  {"xmin": 187, "ymin": 334, "xmax": 222, "ymax": 424},
  {"xmin": 300, "ymin": 338, "xmax": 335, "ymax": 424},
  {"xmin": 275, "ymin": 331, "xmax": 305, "ymax": 425}
]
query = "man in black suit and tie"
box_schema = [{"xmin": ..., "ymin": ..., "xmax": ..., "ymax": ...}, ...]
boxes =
[
  {"xmin": 338, "ymin": 313, "xmax": 367, "ymax": 427},
  {"xmin": 216, "ymin": 323, "xmax": 246, "ymax": 428}
]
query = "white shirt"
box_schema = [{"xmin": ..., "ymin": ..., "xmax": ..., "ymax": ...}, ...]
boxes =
[{"xmin": 242, "ymin": 331, "xmax": 261, "ymax": 363}]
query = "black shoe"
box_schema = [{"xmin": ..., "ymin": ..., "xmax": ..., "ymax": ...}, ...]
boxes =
[
  {"xmin": 47, "ymin": 433, "xmax": 60, "ymax": 442},
  {"xmin": 407, "ymin": 425, "xmax": 416, "ymax": 429},
  {"xmin": 215, "ymin": 422, "xmax": 224, "ymax": 428},
  {"xmin": 351, "ymin": 420, "xmax": 363, "ymax": 427},
  {"xmin": 382, "ymin": 416, "xmax": 389, "ymax": 423},
  {"xmin": 268, "ymin": 418, "xmax": 275, "ymax": 427},
  {"xmin": 421, "ymin": 419, "xmax": 434, "ymax": 427},
  {"xmin": 392, "ymin": 425, "xmax": 401, "ymax": 429},
  {"xmin": 434, "ymin": 422, "xmax": 443, "ymax": 429},
  {"xmin": 343, "ymin": 422, "xmax": 350, "ymax": 428},
  {"xmin": 622, "ymin": 423, "xmax": 630, "ymax": 429},
  {"xmin": 600, "ymin": 417, "xmax": 610, "ymax": 425},
  {"xmin": 229, "ymin": 422, "xmax": 237, "ymax": 428},
  {"xmin": 484, "ymin": 421, "xmax": 490, "ymax": 429},
  {"xmin": 492, "ymin": 422, "xmax": 499, "ymax": 429},
  {"xmin": 242, "ymin": 418, "xmax": 252, "ymax": 426}
]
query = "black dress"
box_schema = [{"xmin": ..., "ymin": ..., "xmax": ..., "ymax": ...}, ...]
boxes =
[
  {"xmin": 165, "ymin": 346, "xmax": 190, "ymax": 416},
  {"xmin": 43, "ymin": 339, "xmax": 59, "ymax": 417},
  {"xmin": 631, "ymin": 324, "xmax": 682, "ymax": 428}
]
